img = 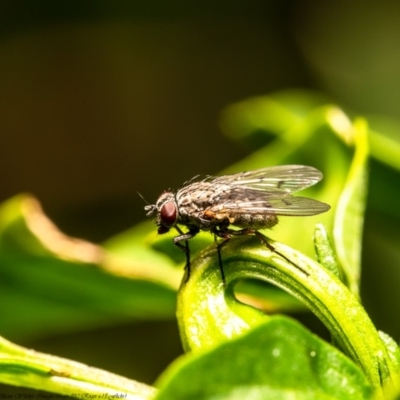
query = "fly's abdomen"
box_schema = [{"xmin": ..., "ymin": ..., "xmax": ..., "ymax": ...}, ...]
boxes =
[{"xmin": 229, "ymin": 212, "xmax": 278, "ymax": 230}]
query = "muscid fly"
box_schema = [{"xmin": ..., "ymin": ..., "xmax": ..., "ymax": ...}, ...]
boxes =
[{"xmin": 145, "ymin": 165, "xmax": 330, "ymax": 283}]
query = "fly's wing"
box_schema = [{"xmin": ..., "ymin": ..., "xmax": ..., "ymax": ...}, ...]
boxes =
[
  {"xmin": 209, "ymin": 191, "xmax": 330, "ymax": 217},
  {"xmin": 210, "ymin": 165, "xmax": 323, "ymax": 193},
  {"xmin": 206, "ymin": 165, "xmax": 329, "ymax": 217}
]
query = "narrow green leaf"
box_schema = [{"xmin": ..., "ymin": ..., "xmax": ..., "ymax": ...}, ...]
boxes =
[
  {"xmin": 219, "ymin": 89, "xmax": 331, "ymax": 143},
  {"xmin": 333, "ymin": 118, "xmax": 369, "ymax": 296},
  {"xmin": 0, "ymin": 335, "xmax": 156, "ymax": 399},
  {"xmin": 378, "ymin": 331, "xmax": 400, "ymax": 371},
  {"xmin": 314, "ymin": 223, "xmax": 342, "ymax": 281}
]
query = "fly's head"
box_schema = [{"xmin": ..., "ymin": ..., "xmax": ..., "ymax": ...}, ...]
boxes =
[{"xmin": 145, "ymin": 191, "xmax": 179, "ymax": 234}]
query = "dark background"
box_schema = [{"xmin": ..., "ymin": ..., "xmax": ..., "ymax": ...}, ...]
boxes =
[{"xmin": 1, "ymin": 0, "xmax": 400, "ymax": 389}]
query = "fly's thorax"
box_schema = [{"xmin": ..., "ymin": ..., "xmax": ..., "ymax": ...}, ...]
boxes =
[
  {"xmin": 176, "ymin": 181, "xmax": 231, "ymax": 214},
  {"xmin": 154, "ymin": 191, "xmax": 179, "ymax": 233}
]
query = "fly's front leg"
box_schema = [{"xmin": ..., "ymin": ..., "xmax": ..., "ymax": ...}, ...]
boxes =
[{"xmin": 173, "ymin": 226, "xmax": 199, "ymax": 282}]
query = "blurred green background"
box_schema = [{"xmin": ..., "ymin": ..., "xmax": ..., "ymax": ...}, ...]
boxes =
[{"xmin": 1, "ymin": 0, "xmax": 400, "ymax": 392}]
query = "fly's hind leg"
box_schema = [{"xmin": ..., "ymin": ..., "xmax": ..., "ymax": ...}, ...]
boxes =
[
  {"xmin": 218, "ymin": 228, "xmax": 309, "ymax": 277},
  {"xmin": 253, "ymin": 230, "xmax": 309, "ymax": 276}
]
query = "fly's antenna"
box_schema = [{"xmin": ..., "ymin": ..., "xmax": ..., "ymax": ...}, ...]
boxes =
[
  {"xmin": 137, "ymin": 191, "xmax": 157, "ymax": 216},
  {"xmin": 137, "ymin": 191, "xmax": 149, "ymax": 205}
]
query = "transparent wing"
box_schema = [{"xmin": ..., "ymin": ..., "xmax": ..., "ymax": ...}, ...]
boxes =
[
  {"xmin": 209, "ymin": 165, "xmax": 323, "ymax": 193},
  {"xmin": 209, "ymin": 189, "xmax": 330, "ymax": 216}
]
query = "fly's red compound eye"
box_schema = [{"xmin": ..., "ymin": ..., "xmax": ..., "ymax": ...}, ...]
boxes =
[{"xmin": 160, "ymin": 201, "xmax": 177, "ymax": 227}]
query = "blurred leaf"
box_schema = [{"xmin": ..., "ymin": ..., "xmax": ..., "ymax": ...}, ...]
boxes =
[
  {"xmin": 0, "ymin": 335, "xmax": 156, "ymax": 399},
  {"xmin": 364, "ymin": 115, "xmax": 400, "ymax": 236},
  {"xmin": 0, "ymin": 195, "xmax": 180, "ymax": 341},
  {"xmin": 103, "ymin": 220, "xmax": 173, "ymax": 262},
  {"xmin": 105, "ymin": 219, "xmax": 215, "ymax": 266},
  {"xmin": 155, "ymin": 317, "xmax": 373, "ymax": 400},
  {"xmin": 219, "ymin": 88, "xmax": 331, "ymax": 146},
  {"xmin": 367, "ymin": 115, "xmax": 400, "ymax": 172}
]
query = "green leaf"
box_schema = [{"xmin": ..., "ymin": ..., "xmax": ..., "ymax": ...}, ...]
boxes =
[
  {"xmin": 0, "ymin": 195, "xmax": 180, "ymax": 340},
  {"xmin": 0, "ymin": 335, "xmax": 156, "ymax": 399},
  {"xmin": 233, "ymin": 279, "xmax": 305, "ymax": 314},
  {"xmin": 176, "ymin": 236, "xmax": 399, "ymax": 393},
  {"xmin": 378, "ymin": 331, "xmax": 400, "ymax": 371},
  {"xmin": 219, "ymin": 89, "xmax": 331, "ymax": 144},
  {"xmin": 314, "ymin": 223, "xmax": 342, "ymax": 281},
  {"xmin": 333, "ymin": 118, "xmax": 369, "ymax": 296},
  {"xmin": 155, "ymin": 318, "xmax": 373, "ymax": 400}
]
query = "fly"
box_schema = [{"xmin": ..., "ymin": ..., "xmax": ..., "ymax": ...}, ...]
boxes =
[{"xmin": 145, "ymin": 165, "xmax": 330, "ymax": 283}]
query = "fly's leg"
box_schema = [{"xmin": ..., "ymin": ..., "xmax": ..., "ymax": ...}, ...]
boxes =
[
  {"xmin": 253, "ymin": 231, "xmax": 308, "ymax": 275},
  {"xmin": 221, "ymin": 228, "xmax": 309, "ymax": 276},
  {"xmin": 215, "ymin": 236, "xmax": 231, "ymax": 284},
  {"xmin": 211, "ymin": 224, "xmax": 234, "ymax": 284},
  {"xmin": 173, "ymin": 226, "xmax": 199, "ymax": 282}
]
